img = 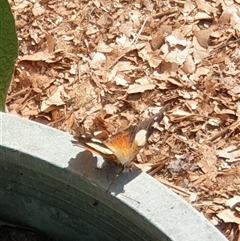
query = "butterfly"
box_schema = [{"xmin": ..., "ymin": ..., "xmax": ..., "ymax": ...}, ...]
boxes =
[{"xmin": 72, "ymin": 103, "xmax": 170, "ymax": 172}]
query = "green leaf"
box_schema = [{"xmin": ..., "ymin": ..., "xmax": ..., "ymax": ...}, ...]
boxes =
[{"xmin": 0, "ymin": 0, "xmax": 18, "ymax": 111}]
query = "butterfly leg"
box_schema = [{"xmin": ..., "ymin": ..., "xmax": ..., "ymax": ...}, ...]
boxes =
[
  {"xmin": 106, "ymin": 165, "xmax": 124, "ymax": 193},
  {"xmin": 122, "ymin": 161, "xmax": 134, "ymax": 172},
  {"xmin": 106, "ymin": 162, "xmax": 136, "ymax": 193}
]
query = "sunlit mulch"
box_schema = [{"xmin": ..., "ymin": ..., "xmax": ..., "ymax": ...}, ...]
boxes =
[{"xmin": 7, "ymin": 0, "xmax": 240, "ymax": 240}]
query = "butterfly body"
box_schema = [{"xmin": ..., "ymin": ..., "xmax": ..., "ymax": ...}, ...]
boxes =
[{"xmin": 73, "ymin": 104, "xmax": 170, "ymax": 169}]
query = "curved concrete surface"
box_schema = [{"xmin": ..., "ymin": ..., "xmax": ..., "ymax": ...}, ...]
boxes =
[{"xmin": 0, "ymin": 112, "xmax": 227, "ymax": 241}]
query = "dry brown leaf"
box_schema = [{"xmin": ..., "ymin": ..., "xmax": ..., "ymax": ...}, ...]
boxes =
[
  {"xmin": 196, "ymin": 0, "xmax": 218, "ymax": 13},
  {"xmin": 161, "ymin": 41, "xmax": 190, "ymax": 65},
  {"xmin": 103, "ymin": 104, "xmax": 118, "ymax": 115},
  {"xmin": 135, "ymin": 163, "xmax": 153, "ymax": 173},
  {"xmin": 151, "ymin": 25, "xmax": 172, "ymax": 50},
  {"xmin": 217, "ymin": 209, "xmax": 240, "ymax": 225},
  {"xmin": 41, "ymin": 86, "xmax": 68, "ymax": 112},
  {"xmin": 194, "ymin": 28, "xmax": 213, "ymax": 48},
  {"xmin": 19, "ymin": 51, "xmax": 54, "ymax": 62},
  {"xmin": 171, "ymin": 108, "xmax": 192, "ymax": 118},
  {"xmin": 167, "ymin": 78, "xmax": 184, "ymax": 87},
  {"xmin": 97, "ymin": 41, "xmax": 113, "ymax": 53},
  {"xmin": 226, "ymin": 196, "xmax": 240, "ymax": 209},
  {"xmin": 97, "ymin": 13, "xmax": 113, "ymax": 27},
  {"xmin": 43, "ymin": 31, "xmax": 55, "ymax": 53},
  {"xmin": 89, "ymin": 52, "xmax": 106, "ymax": 69},
  {"xmin": 126, "ymin": 76, "xmax": 156, "ymax": 94},
  {"xmin": 138, "ymin": 46, "xmax": 162, "ymax": 68},
  {"xmin": 165, "ymin": 30, "xmax": 187, "ymax": 47},
  {"xmin": 182, "ymin": 54, "xmax": 196, "ymax": 74},
  {"xmin": 198, "ymin": 145, "xmax": 218, "ymax": 181},
  {"xmin": 127, "ymin": 83, "xmax": 156, "ymax": 94},
  {"xmin": 32, "ymin": 2, "xmax": 45, "ymax": 16},
  {"xmin": 192, "ymin": 37, "xmax": 208, "ymax": 63},
  {"xmin": 21, "ymin": 102, "xmax": 39, "ymax": 117},
  {"xmin": 114, "ymin": 73, "xmax": 128, "ymax": 87},
  {"xmin": 216, "ymin": 146, "xmax": 240, "ymax": 163},
  {"xmin": 117, "ymin": 61, "xmax": 137, "ymax": 72}
]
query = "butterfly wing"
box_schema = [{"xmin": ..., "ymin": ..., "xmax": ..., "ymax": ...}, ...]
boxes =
[
  {"xmin": 72, "ymin": 135, "xmax": 120, "ymax": 166},
  {"xmin": 103, "ymin": 129, "xmax": 139, "ymax": 167},
  {"xmin": 72, "ymin": 104, "xmax": 170, "ymax": 168},
  {"xmin": 104, "ymin": 103, "xmax": 170, "ymax": 166}
]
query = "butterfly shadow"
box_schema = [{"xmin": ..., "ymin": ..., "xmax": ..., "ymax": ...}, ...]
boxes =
[{"xmin": 67, "ymin": 150, "xmax": 141, "ymax": 195}]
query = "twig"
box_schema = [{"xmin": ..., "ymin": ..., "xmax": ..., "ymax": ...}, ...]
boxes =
[
  {"xmin": 152, "ymin": 8, "xmax": 178, "ymax": 19},
  {"xmin": 157, "ymin": 177, "xmax": 191, "ymax": 197},
  {"xmin": 48, "ymin": 116, "xmax": 66, "ymax": 127},
  {"xmin": 13, "ymin": 89, "xmax": 32, "ymax": 112},
  {"xmin": 130, "ymin": 16, "xmax": 148, "ymax": 45},
  {"xmin": 148, "ymin": 158, "xmax": 168, "ymax": 176},
  {"xmin": 210, "ymin": 38, "xmax": 240, "ymax": 53},
  {"xmin": 6, "ymin": 87, "xmax": 31, "ymax": 103},
  {"xmin": 207, "ymin": 119, "xmax": 240, "ymax": 142}
]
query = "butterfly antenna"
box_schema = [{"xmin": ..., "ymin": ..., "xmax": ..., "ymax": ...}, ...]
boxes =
[{"xmin": 106, "ymin": 166, "xmax": 124, "ymax": 193}]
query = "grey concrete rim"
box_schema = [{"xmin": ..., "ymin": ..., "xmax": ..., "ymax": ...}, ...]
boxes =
[{"xmin": 0, "ymin": 112, "xmax": 227, "ymax": 241}]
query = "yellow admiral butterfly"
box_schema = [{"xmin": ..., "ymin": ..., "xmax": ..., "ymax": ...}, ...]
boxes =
[{"xmin": 72, "ymin": 104, "xmax": 170, "ymax": 171}]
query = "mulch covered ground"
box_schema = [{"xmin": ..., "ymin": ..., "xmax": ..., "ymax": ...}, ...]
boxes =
[{"xmin": 7, "ymin": 0, "xmax": 240, "ymax": 240}]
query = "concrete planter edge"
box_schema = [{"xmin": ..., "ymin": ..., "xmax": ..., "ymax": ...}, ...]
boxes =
[{"xmin": 0, "ymin": 112, "xmax": 227, "ymax": 241}]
